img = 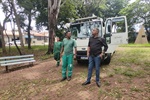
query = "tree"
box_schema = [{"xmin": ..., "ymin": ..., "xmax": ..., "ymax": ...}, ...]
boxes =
[
  {"xmin": 72, "ymin": 0, "xmax": 106, "ymax": 18},
  {"xmin": 0, "ymin": 23, "xmax": 5, "ymax": 52},
  {"xmin": 36, "ymin": 0, "xmax": 77, "ymax": 37},
  {"xmin": 10, "ymin": 0, "xmax": 24, "ymax": 50},
  {"xmin": 47, "ymin": 0, "xmax": 66, "ymax": 54},
  {"xmin": 58, "ymin": 0, "xmax": 77, "ymax": 23},
  {"xmin": 36, "ymin": 0, "xmax": 48, "ymax": 30},
  {"xmin": 120, "ymin": 0, "xmax": 150, "ymax": 42},
  {"xmin": 101, "ymin": 0, "xmax": 129, "ymax": 19},
  {"xmin": 17, "ymin": 0, "xmax": 38, "ymax": 49},
  {"xmin": 0, "ymin": 0, "xmax": 13, "ymax": 53}
]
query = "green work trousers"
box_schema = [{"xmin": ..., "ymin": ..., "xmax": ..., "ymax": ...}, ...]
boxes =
[
  {"xmin": 62, "ymin": 54, "xmax": 74, "ymax": 78},
  {"xmin": 54, "ymin": 52, "xmax": 60, "ymax": 66}
]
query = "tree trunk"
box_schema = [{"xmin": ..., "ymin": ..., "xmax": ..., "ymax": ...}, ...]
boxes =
[
  {"xmin": 144, "ymin": 18, "xmax": 150, "ymax": 42},
  {"xmin": 0, "ymin": 23, "xmax": 7, "ymax": 53},
  {"xmin": 5, "ymin": 30, "xmax": 11, "ymax": 54},
  {"xmin": 47, "ymin": 11, "xmax": 55, "ymax": 54},
  {"xmin": 47, "ymin": 0, "xmax": 62, "ymax": 54},
  {"xmin": 11, "ymin": 0, "xmax": 24, "ymax": 50},
  {"xmin": 27, "ymin": 12, "xmax": 32, "ymax": 49},
  {"xmin": 12, "ymin": 29, "xmax": 22, "ymax": 55}
]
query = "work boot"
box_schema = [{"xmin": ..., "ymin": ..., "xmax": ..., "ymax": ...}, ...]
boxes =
[
  {"xmin": 67, "ymin": 76, "xmax": 72, "ymax": 81},
  {"xmin": 57, "ymin": 62, "xmax": 60, "ymax": 67},
  {"xmin": 60, "ymin": 77, "xmax": 67, "ymax": 82}
]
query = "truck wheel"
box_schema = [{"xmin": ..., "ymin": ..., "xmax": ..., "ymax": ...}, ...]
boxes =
[
  {"xmin": 104, "ymin": 53, "xmax": 111, "ymax": 65},
  {"xmin": 77, "ymin": 60, "xmax": 81, "ymax": 64}
]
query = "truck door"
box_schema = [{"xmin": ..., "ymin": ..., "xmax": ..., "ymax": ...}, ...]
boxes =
[
  {"xmin": 105, "ymin": 19, "xmax": 112, "ymax": 44},
  {"xmin": 105, "ymin": 16, "xmax": 128, "ymax": 45}
]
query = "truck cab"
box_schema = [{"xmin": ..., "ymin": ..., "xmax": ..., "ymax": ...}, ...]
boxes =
[{"xmin": 70, "ymin": 16, "xmax": 128, "ymax": 64}]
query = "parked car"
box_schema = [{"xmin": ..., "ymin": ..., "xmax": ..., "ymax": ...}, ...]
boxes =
[
  {"xmin": 15, "ymin": 40, "xmax": 21, "ymax": 45},
  {"xmin": 6, "ymin": 40, "xmax": 21, "ymax": 46},
  {"xmin": 6, "ymin": 41, "xmax": 14, "ymax": 45}
]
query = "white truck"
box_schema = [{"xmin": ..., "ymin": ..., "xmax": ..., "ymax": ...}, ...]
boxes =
[{"xmin": 70, "ymin": 16, "xmax": 128, "ymax": 64}]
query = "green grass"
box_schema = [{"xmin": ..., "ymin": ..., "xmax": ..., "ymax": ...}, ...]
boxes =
[
  {"xmin": 40, "ymin": 55, "xmax": 53, "ymax": 60},
  {"xmin": 120, "ymin": 43, "xmax": 150, "ymax": 47},
  {"xmin": 116, "ymin": 48, "xmax": 150, "ymax": 67},
  {"xmin": 0, "ymin": 45, "xmax": 53, "ymax": 61},
  {"xmin": 103, "ymin": 80, "xmax": 111, "ymax": 86},
  {"xmin": 113, "ymin": 67, "xmax": 144, "ymax": 78},
  {"xmin": 79, "ymin": 71, "xmax": 87, "ymax": 78},
  {"xmin": 98, "ymin": 87, "xmax": 122, "ymax": 99},
  {"xmin": 130, "ymin": 86, "xmax": 143, "ymax": 92}
]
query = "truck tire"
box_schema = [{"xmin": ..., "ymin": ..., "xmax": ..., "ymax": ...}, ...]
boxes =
[
  {"xmin": 104, "ymin": 53, "xmax": 111, "ymax": 65},
  {"xmin": 77, "ymin": 60, "xmax": 81, "ymax": 64}
]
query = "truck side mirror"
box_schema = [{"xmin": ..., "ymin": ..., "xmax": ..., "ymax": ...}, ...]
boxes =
[
  {"xmin": 108, "ymin": 25, "xmax": 111, "ymax": 32},
  {"xmin": 103, "ymin": 22, "xmax": 105, "ymax": 27}
]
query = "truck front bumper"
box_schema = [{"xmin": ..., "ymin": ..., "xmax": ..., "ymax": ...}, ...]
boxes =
[{"xmin": 76, "ymin": 51, "xmax": 88, "ymax": 60}]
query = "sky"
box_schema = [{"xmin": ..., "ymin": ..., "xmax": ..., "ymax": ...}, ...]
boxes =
[
  {"xmin": 0, "ymin": 4, "xmax": 36, "ymax": 31},
  {"xmin": 0, "ymin": 0, "xmax": 137, "ymax": 31},
  {"xmin": 129, "ymin": 0, "xmax": 136, "ymax": 3}
]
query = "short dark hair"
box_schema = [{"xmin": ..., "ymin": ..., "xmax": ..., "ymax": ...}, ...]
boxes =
[
  {"xmin": 65, "ymin": 31, "xmax": 71, "ymax": 36},
  {"xmin": 95, "ymin": 28, "xmax": 99, "ymax": 33}
]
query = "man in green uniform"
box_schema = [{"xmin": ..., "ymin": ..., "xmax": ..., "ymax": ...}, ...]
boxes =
[
  {"xmin": 53, "ymin": 37, "xmax": 62, "ymax": 67},
  {"xmin": 60, "ymin": 31, "xmax": 77, "ymax": 81}
]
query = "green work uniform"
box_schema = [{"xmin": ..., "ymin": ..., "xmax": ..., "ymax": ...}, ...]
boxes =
[
  {"xmin": 53, "ymin": 41, "xmax": 62, "ymax": 66},
  {"xmin": 62, "ymin": 38, "xmax": 77, "ymax": 78}
]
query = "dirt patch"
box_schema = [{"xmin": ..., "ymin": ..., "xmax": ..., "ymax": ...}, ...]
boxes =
[
  {"xmin": 77, "ymin": 91, "xmax": 91, "ymax": 100},
  {"xmin": 23, "ymin": 72, "xmax": 41, "ymax": 80}
]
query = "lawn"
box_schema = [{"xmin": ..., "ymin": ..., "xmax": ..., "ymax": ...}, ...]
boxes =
[
  {"xmin": 0, "ymin": 45, "xmax": 53, "ymax": 61},
  {"xmin": 120, "ymin": 43, "xmax": 150, "ymax": 47}
]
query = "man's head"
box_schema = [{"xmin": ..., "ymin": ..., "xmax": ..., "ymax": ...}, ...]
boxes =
[
  {"xmin": 66, "ymin": 31, "xmax": 72, "ymax": 39},
  {"xmin": 92, "ymin": 28, "xmax": 99, "ymax": 36},
  {"xmin": 56, "ymin": 37, "xmax": 60, "ymax": 42}
]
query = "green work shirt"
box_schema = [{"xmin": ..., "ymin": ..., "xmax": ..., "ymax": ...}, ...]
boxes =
[
  {"xmin": 62, "ymin": 38, "xmax": 77, "ymax": 55},
  {"xmin": 53, "ymin": 41, "xmax": 62, "ymax": 54}
]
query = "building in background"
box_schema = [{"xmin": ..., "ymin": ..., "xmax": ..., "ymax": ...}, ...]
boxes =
[
  {"xmin": 24, "ymin": 31, "xmax": 49, "ymax": 45},
  {"xmin": 3, "ymin": 30, "xmax": 49, "ymax": 46}
]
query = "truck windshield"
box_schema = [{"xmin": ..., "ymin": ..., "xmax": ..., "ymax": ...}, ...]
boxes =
[{"xmin": 70, "ymin": 21, "xmax": 102, "ymax": 38}]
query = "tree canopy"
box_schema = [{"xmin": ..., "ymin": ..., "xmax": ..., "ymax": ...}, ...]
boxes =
[{"xmin": 120, "ymin": 0, "xmax": 150, "ymax": 42}]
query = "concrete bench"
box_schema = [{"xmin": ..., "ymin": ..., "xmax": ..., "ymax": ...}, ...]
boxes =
[{"xmin": 0, "ymin": 54, "xmax": 35, "ymax": 72}]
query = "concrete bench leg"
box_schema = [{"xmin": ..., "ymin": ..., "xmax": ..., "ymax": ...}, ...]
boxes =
[
  {"xmin": 29, "ymin": 62, "xmax": 34, "ymax": 66},
  {"xmin": 5, "ymin": 66, "xmax": 9, "ymax": 72},
  {"xmin": 32, "ymin": 62, "xmax": 34, "ymax": 66}
]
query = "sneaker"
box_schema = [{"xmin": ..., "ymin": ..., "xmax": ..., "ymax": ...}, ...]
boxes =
[
  {"xmin": 82, "ymin": 81, "xmax": 91, "ymax": 85},
  {"xmin": 96, "ymin": 82, "xmax": 101, "ymax": 87}
]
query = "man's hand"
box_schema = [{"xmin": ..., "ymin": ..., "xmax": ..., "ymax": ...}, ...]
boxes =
[
  {"xmin": 60, "ymin": 47, "xmax": 64, "ymax": 59},
  {"xmin": 74, "ymin": 54, "xmax": 76, "ymax": 60},
  {"xmin": 60, "ymin": 53, "xmax": 63, "ymax": 59},
  {"xmin": 100, "ymin": 52, "xmax": 105, "ymax": 59},
  {"xmin": 87, "ymin": 52, "xmax": 89, "ymax": 58},
  {"xmin": 87, "ymin": 47, "xmax": 90, "ymax": 58}
]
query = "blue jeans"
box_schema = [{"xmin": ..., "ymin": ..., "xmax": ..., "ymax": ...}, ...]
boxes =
[{"xmin": 87, "ymin": 55, "xmax": 101, "ymax": 83}]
